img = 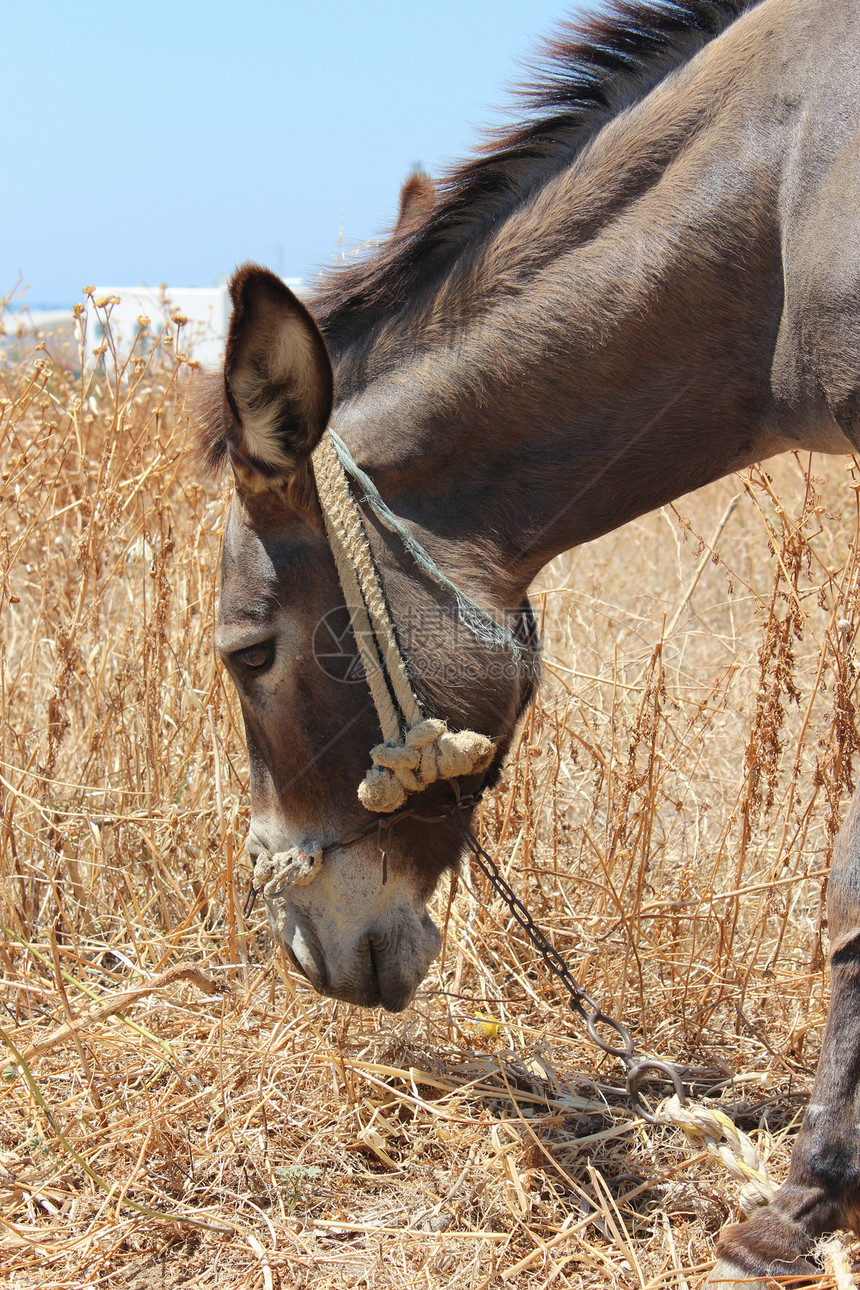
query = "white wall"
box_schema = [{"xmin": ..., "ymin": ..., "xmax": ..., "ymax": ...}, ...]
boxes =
[{"xmin": 84, "ymin": 280, "xmax": 305, "ymax": 369}]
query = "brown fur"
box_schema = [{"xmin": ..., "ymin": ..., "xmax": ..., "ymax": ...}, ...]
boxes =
[{"xmin": 198, "ymin": 0, "xmax": 860, "ymax": 1270}]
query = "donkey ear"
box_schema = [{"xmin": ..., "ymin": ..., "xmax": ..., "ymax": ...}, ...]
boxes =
[
  {"xmin": 393, "ymin": 170, "xmax": 436, "ymax": 237},
  {"xmin": 223, "ymin": 264, "xmax": 333, "ymax": 476}
]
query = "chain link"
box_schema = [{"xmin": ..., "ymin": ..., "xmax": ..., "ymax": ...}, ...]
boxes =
[{"xmin": 449, "ymin": 810, "xmax": 687, "ymax": 1123}]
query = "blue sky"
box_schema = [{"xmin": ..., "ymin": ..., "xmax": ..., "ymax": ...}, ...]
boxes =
[{"xmin": 4, "ymin": 1, "xmax": 585, "ymax": 306}]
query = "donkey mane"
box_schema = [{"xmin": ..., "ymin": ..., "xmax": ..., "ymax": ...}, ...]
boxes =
[{"xmin": 312, "ymin": 0, "xmax": 759, "ymax": 354}]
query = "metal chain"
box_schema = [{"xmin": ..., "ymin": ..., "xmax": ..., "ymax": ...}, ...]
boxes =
[
  {"xmin": 448, "ymin": 809, "xmax": 686, "ymax": 1123},
  {"xmin": 246, "ymin": 782, "xmax": 686, "ymax": 1122}
]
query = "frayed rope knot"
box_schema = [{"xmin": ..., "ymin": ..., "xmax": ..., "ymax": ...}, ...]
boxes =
[
  {"xmin": 358, "ymin": 719, "xmax": 496, "ymax": 814},
  {"xmin": 253, "ymin": 844, "xmax": 324, "ymax": 898}
]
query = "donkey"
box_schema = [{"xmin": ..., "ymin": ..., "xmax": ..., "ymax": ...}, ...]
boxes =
[{"xmin": 198, "ymin": 0, "xmax": 860, "ymax": 1281}]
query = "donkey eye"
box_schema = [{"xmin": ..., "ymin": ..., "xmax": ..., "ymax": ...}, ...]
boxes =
[{"xmin": 232, "ymin": 641, "xmax": 274, "ymax": 673}]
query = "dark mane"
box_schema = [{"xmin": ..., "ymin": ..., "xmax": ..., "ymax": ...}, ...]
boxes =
[{"xmin": 311, "ymin": 0, "xmax": 759, "ymax": 353}]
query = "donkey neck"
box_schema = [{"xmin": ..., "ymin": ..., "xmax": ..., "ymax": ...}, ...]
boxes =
[
  {"xmin": 327, "ymin": 1, "xmax": 829, "ymax": 607},
  {"xmin": 332, "ymin": 185, "xmax": 786, "ymax": 606}
]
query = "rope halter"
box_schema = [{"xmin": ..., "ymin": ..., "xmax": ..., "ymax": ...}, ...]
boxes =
[{"xmin": 251, "ymin": 429, "xmax": 534, "ymax": 897}]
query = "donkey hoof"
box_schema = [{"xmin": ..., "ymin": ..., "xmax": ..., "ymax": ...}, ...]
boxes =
[{"xmin": 701, "ymin": 1260, "xmax": 770, "ymax": 1290}]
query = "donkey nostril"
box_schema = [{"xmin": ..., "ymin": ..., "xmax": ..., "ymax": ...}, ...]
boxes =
[{"xmin": 282, "ymin": 941, "xmax": 309, "ymax": 980}]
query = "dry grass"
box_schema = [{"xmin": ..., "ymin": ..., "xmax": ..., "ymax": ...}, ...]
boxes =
[{"xmin": 1, "ymin": 303, "xmax": 860, "ymax": 1288}]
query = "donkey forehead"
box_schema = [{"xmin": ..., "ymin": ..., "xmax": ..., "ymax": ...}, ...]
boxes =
[{"xmin": 218, "ymin": 500, "xmax": 329, "ymax": 624}]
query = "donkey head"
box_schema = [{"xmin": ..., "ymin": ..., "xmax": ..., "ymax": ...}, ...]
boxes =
[{"xmin": 199, "ymin": 265, "xmax": 533, "ymax": 1010}]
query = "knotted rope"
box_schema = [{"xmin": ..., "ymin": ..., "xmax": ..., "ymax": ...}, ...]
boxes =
[
  {"xmin": 657, "ymin": 1093, "xmax": 776, "ymax": 1215},
  {"xmin": 311, "ymin": 431, "xmax": 497, "ymax": 814},
  {"xmin": 253, "ymin": 843, "xmax": 324, "ymax": 899}
]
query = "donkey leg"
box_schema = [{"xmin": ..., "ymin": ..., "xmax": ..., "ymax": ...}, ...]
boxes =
[{"xmin": 707, "ymin": 784, "xmax": 860, "ymax": 1287}]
